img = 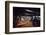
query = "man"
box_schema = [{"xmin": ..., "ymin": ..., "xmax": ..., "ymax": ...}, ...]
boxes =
[{"xmin": 16, "ymin": 16, "xmax": 33, "ymax": 27}]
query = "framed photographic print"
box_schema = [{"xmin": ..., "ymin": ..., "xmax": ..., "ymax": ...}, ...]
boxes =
[{"xmin": 5, "ymin": 1, "xmax": 45, "ymax": 34}]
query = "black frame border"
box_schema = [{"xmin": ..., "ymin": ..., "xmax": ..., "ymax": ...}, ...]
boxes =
[{"xmin": 5, "ymin": 1, "xmax": 45, "ymax": 34}]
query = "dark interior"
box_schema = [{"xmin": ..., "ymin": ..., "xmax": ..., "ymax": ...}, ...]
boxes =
[{"xmin": 13, "ymin": 7, "xmax": 40, "ymax": 28}]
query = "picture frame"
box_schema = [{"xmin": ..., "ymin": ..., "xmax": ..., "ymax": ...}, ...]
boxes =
[{"xmin": 5, "ymin": 1, "xmax": 45, "ymax": 34}]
